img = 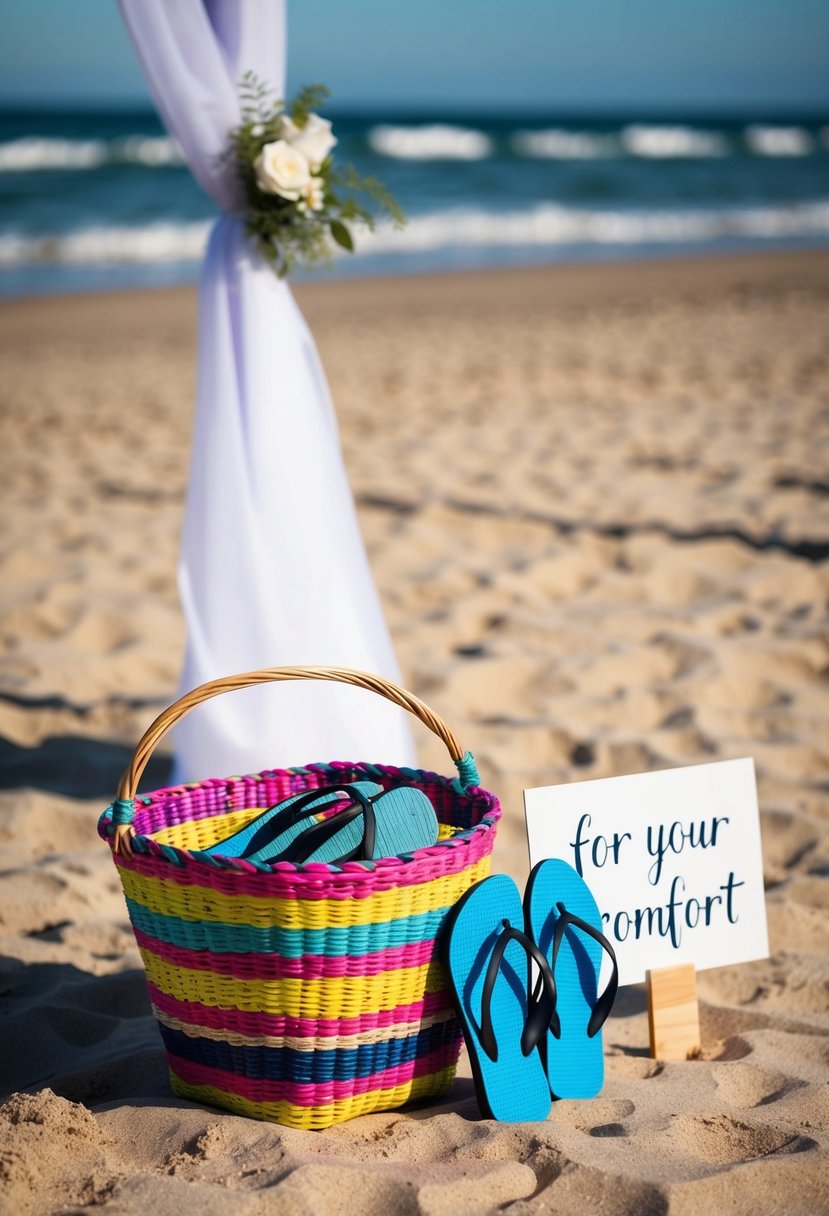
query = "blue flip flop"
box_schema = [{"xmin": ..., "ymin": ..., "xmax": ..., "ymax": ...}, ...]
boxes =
[
  {"xmin": 364, "ymin": 786, "xmax": 440, "ymax": 862},
  {"xmin": 247, "ymin": 784, "xmax": 439, "ymax": 865},
  {"xmin": 202, "ymin": 781, "xmax": 383, "ymax": 860},
  {"xmin": 442, "ymin": 874, "xmax": 555, "ymax": 1122},
  {"xmin": 525, "ymin": 859, "xmax": 619, "ymax": 1100}
]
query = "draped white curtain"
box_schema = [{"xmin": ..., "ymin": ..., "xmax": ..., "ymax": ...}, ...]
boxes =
[{"xmin": 119, "ymin": 0, "xmax": 416, "ymax": 778}]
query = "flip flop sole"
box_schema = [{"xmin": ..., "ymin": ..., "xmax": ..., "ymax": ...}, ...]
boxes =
[
  {"xmin": 526, "ymin": 859, "xmax": 605, "ymax": 1099},
  {"xmin": 249, "ymin": 784, "xmax": 438, "ymax": 864},
  {"xmin": 203, "ymin": 781, "xmax": 382, "ymax": 860},
  {"xmin": 370, "ymin": 787, "xmax": 439, "ymax": 860},
  {"xmin": 443, "ymin": 874, "xmax": 551, "ymax": 1122}
]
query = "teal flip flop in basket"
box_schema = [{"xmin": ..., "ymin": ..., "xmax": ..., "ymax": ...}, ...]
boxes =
[
  {"xmin": 203, "ymin": 782, "xmax": 439, "ymax": 866},
  {"xmin": 98, "ymin": 666, "xmax": 501, "ymax": 1130},
  {"xmin": 200, "ymin": 781, "xmax": 385, "ymax": 861}
]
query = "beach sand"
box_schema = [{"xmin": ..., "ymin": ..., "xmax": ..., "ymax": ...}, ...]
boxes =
[{"xmin": 1, "ymin": 250, "xmax": 828, "ymax": 1214}]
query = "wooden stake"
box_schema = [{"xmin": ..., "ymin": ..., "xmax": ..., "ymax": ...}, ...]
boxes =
[{"xmin": 646, "ymin": 962, "xmax": 700, "ymax": 1060}]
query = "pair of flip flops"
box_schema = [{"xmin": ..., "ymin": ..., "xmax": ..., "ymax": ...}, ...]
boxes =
[
  {"xmin": 443, "ymin": 859, "xmax": 619, "ymax": 1122},
  {"xmin": 204, "ymin": 781, "xmax": 439, "ymax": 865}
]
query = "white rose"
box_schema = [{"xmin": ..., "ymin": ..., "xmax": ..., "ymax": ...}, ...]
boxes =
[
  {"xmin": 281, "ymin": 113, "xmax": 337, "ymax": 171},
  {"xmin": 306, "ymin": 176, "xmax": 325, "ymax": 212},
  {"xmin": 254, "ymin": 140, "xmax": 311, "ymax": 201}
]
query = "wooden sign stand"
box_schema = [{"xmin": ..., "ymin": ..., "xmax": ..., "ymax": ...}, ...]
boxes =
[{"xmin": 646, "ymin": 962, "xmax": 701, "ymax": 1060}]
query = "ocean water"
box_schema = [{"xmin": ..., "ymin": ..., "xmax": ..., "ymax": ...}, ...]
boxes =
[{"xmin": 1, "ymin": 107, "xmax": 828, "ymax": 297}]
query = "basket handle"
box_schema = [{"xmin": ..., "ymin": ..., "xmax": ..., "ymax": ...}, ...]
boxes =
[{"xmin": 111, "ymin": 665, "xmax": 480, "ymax": 856}]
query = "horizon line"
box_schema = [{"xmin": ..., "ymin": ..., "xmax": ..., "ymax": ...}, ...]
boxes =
[{"xmin": 1, "ymin": 98, "xmax": 828, "ymax": 119}]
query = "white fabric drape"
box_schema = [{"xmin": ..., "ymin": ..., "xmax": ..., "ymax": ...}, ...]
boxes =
[{"xmin": 119, "ymin": 0, "xmax": 416, "ymax": 778}]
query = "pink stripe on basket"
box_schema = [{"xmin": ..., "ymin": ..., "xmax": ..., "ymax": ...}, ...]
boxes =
[
  {"xmin": 147, "ymin": 982, "xmax": 451, "ymax": 1039},
  {"xmin": 166, "ymin": 1044, "xmax": 452, "ymax": 1107},
  {"xmin": 135, "ymin": 928, "xmax": 438, "ymax": 981},
  {"xmin": 130, "ymin": 764, "xmax": 474, "ymax": 836}
]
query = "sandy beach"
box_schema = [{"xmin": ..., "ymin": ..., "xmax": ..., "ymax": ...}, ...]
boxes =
[{"xmin": 1, "ymin": 250, "xmax": 828, "ymax": 1214}]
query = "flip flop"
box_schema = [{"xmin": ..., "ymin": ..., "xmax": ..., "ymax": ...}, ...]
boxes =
[
  {"xmin": 525, "ymin": 858, "xmax": 619, "ymax": 1100},
  {"xmin": 248, "ymin": 784, "xmax": 439, "ymax": 865},
  {"xmin": 202, "ymin": 781, "xmax": 383, "ymax": 860},
  {"xmin": 442, "ymin": 874, "xmax": 555, "ymax": 1122}
]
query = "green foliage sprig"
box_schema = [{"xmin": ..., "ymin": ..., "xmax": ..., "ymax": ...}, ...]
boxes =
[{"xmin": 228, "ymin": 73, "xmax": 404, "ymax": 277}]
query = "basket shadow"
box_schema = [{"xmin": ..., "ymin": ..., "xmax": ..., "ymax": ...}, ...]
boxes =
[
  {"xmin": 402, "ymin": 1074, "xmax": 481, "ymax": 1121},
  {"xmin": 1, "ymin": 951, "xmax": 483, "ymax": 1126},
  {"xmin": 0, "ymin": 954, "xmax": 170, "ymax": 1105},
  {"xmin": 0, "ymin": 734, "xmax": 172, "ymax": 800}
]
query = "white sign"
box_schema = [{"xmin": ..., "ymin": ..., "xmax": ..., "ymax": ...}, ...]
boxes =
[{"xmin": 524, "ymin": 758, "xmax": 768, "ymax": 986}]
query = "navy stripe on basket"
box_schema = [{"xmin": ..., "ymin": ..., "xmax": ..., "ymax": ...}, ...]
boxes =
[{"xmin": 158, "ymin": 1019, "xmax": 456, "ymax": 1085}]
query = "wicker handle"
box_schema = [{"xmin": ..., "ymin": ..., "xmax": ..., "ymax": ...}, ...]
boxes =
[{"xmin": 111, "ymin": 666, "xmax": 479, "ymax": 856}]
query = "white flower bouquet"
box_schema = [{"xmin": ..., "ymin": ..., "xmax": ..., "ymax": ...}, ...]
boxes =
[{"xmin": 229, "ymin": 76, "xmax": 404, "ymax": 276}]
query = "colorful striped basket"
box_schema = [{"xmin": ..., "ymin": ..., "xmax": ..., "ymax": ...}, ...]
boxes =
[{"xmin": 98, "ymin": 666, "xmax": 501, "ymax": 1130}]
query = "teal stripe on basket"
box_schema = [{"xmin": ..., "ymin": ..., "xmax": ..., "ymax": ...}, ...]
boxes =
[{"xmin": 124, "ymin": 898, "xmax": 452, "ymax": 957}]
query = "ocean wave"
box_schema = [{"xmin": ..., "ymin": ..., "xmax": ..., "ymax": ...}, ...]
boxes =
[
  {"xmin": 114, "ymin": 136, "xmax": 185, "ymax": 166},
  {"xmin": 2, "ymin": 201, "xmax": 828, "ymax": 272},
  {"xmin": 357, "ymin": 200, "xmax": 829, "ymax": 254},
  {"xmin": 367, "ymin": 124, "xmax": 493, "ymax": 160},
  {"xmin": 0, "ymin": 135, "xmax": 184, "ymax": 171},
  {"xmin": 744, "ymin": 125, "xmax": 814, "ymax": 157},
  {"xmin": 512, "ymin": 129, "xmax": 617, "ymax": 159},
  {"xmin": 0, "ymin": 220, "xmax": 209, "ymax": 267},
  {"xmin": 3, "ymin": 125, "xmax": 826, "ymax": 174},
  {"xmin": 621, "ymin": 125, "xmax": 728, "ymax": 158},
  {"xmin": 0, "ymin": 137, "xmax": 108, "ymax": 170}
]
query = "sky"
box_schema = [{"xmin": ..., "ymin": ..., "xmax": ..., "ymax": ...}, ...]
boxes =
[{"xmin": 1, "ymin": 0, "xmax": 828, "ymax": 113}]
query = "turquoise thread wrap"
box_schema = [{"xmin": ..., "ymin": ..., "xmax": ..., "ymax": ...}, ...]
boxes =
[
  {"xmin": 112, "ymin": 798, "xmax": 136, "ymax": 826},
  {"xmin": 452, "ymin": 750, "xmax": 480, "ymax": 792}
]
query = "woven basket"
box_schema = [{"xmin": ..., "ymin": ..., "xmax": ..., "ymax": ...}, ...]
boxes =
[{"xmin": 99, "ymin": 666, "xmax": 501, "ymax": 1130}]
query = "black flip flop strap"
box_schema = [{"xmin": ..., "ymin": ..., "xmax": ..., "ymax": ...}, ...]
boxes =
[
  {"xmin": 551, "ymin": 903, "xmax": 619, "ymax": 1038},
  {"xmin": 242, "ymin": 784, "xmax": 365, "ymax": 858},
  {"xmin": 311, "ymin": 795, "xmax": 381, "ymax": 866},
  {"xmin": 268, "ymin": 786, "xmax": 376, "ymax": 864},
  {"xmin": 480, "ymin": 923, "xmax": 557, "ymax": 1063},
  {"xmin": 529, "ymin": 963, "xmax": 561, "ymax": 1041}
]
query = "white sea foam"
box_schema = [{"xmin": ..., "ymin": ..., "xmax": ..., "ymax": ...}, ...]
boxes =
[
  {"xmin": 0, "ymin": 137, "xmax": 108, "ymax": 171},
  {"xmin": 0, "ymin": 220, "xmax": 210, "ymax": 267},
  {"xmin": 368, "ymin": 124, "xmax": 493, "ymax": 160},
  {"xmin": 621, "ymin": 125, "xmax": 728, "ymax": 158},
  {"xmin": 114, "ymin": 136, "xmax": 185, "ymax": 166},
  {"xmin": 745, "ymin": 125, "xmax": 814, "ymax": 156},
  {"xmin": 0, "ymin": 135, "xmax": 184, "ymax": 171},
  {"xmin": 4, "ymin": 125, "xmax": 824, "ymax": 174},
  {"xmin": 2, "ymin": 201, "xmax": 828, "ymax": 272},
  {"xmin": 512, "ymin": 129, "xmax": 617, "ymax": 159},
  {"xmin": 356, "ymin": 200, "xmax": 829, "ymax": 255}
]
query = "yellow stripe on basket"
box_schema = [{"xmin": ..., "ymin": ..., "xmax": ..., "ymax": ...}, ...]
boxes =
[
  {"xmin": 169, "ymin": 1066, "xmax": 456, "ymax": 1130},
  {"xmin": 437, "ymin": 823, "xmax": 460, "ymax": 841},
  {"xmin": 119, "ymin": 856, "xmax": 490, "ymax": 929},
  {"xmin": 152, "ymin": 806, "xmax": 272, "ymax": 850},
  {"xmin": 141, "ymin": 950, "xmax": 442, "ymax": 1017},
  {"xmin": 152, "ymin": 1004, "xmax": 455, "ymax": 1052},
  {"xmin": 154, "ymin": 810, "xmax": 463, "ymax": 850}
]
